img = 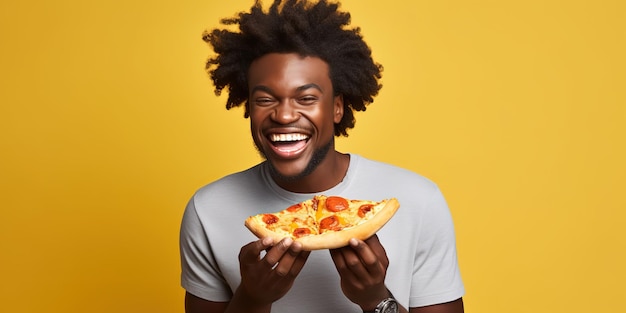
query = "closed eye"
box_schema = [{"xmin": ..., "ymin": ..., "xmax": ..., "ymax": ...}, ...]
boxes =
[
  {"xmin": 298, "ymin": 96, "xmax": 318, "ymax": 105},
  {"xmin": 254, "ymin": 97, "xmax": 276, "ymax": 106}
]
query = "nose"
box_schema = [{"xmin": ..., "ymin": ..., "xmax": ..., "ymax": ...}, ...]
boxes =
[{"xmin": 271, "ymin": 100, "xmax": 300, "ymax": 124}]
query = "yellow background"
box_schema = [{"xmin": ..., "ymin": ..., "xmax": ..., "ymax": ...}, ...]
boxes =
[{"xmin": 1, "ymin": 0, "xmax": 624, "ymax": 312}]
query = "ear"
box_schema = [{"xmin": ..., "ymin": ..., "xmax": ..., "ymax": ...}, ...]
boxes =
[{"xmin": 333, "ymin": 94, "xmax": 344, "ymax": 124}]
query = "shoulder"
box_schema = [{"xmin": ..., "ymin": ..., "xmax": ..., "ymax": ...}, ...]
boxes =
[
  {"xmin": 193, "ymin": 163, "xmax": 265, "ymax": 200},
  {"xmin": 350, "ymin": 154, "xmax": 439, "ymax": 195},
  {"xmin": 186, "ymin": 163, "xmax": 272, "ymax": 219},
  {"xmin": 345, "ymin": 155, "xmax": 447, "ymax": 227}
]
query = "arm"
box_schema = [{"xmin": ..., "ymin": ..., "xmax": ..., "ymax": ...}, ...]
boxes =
[
  {"xmin": 185, "ymin": 292, "xmax": 227, "ymax": 313},
  {"xmin": 185, "ymin": 237, "xmax": 310, "ymax": 313},
  {"xmin": 410, "ymin": 298, "xmax": 464, "ymax": 313},
  {"xmin": 330, "ymin": 236, "xmax": 411, "ymax": 312},
  {"xmin": 184, "ymin": 291, "xmax": 271, "ymax": 313},
  {"xmin": 330, "ymin": 236, "xmax": 464, "ymax": 313}
]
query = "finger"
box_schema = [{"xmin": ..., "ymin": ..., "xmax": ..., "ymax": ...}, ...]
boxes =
[
  {"xmin": 347, "ymin": 238, "xmax": 385, "ymax": 278},
  {"xmin": 263, "ymin": 237, "xmax": 293, "ymax": 267},
  {"xmin": 290, "ymin": 248, "xmax": 311, "ymax": 276},
  {"xmin": 364, "ymin": 235, "xmax": 389, "ymax": 267},
  {"xmin": 350, "ymin": 238, "xmax": 377, "ymax": 265},
  {"xmin": 329, "ymin": 246, "xmax": 347, "ymax": 269},
  {"xmin": 330, "ymin": 246, "xmax": 361, "ymax": 282},
  {"xmin": 273, "ymin": 241, "xmax": 309, "ymax": 277},
  {"xmin": 239, "ymin": 237, "xmax": 274, "ymax": 264}
]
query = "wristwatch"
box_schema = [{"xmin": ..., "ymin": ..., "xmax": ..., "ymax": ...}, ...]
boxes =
[{"xmin": 363, "ymin": 297, "xmax": 399, "ymax": 313}]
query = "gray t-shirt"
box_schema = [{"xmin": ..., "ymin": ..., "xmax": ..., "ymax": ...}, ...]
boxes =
[{"xmin": 180, "ymin": 154, "xmax": 464, "ymax": 311}]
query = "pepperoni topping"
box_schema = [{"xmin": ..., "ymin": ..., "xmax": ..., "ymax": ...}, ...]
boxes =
[
  {"xmin": 293, "ymin": 228, "xmax": 312, "ymax": 238},
  {"xmin": 325, "ymin": 196, "xmax": 349, "ymax": 212},
  {"xmin": 319, "ymin": 215, "xmax": 342, "ymax": 231},
  {"xmin": 358, "ymin": 204, "xmax": 374, "ymax": 218},
  {"xmin": 262, "ymin": 214, "xmax": 279, "ymax": 225},
  {"xmin": 286, "ymin": 203, "xmax": 302, "ymax": 212}
]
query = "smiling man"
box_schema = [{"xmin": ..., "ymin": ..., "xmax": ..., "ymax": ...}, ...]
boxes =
[
  {"xmin": 179, "ymin": 1, "xmax": 465, "ymax": 313},
  {"xmin": 248, "ymin": 53, "xmax": 347, "ymax": 192}
]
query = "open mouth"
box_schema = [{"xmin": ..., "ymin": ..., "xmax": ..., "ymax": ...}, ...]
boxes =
[{"xmin": 268, "ymin": 133, "xmax": 310, "ymax": 156}]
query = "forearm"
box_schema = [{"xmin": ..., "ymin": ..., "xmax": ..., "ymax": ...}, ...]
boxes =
[
  {"xmin": 184, "ymin": 290, "xmax": 272, "ymax": 313},
  {"xmin": 223, "ymin": 287, "xmax": 272, "ymax": 313}
]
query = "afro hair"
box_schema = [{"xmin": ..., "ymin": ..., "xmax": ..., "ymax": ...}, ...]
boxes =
[{"xmin": 202, "ymin": 0, "xmax": 383, "ymax": 136}]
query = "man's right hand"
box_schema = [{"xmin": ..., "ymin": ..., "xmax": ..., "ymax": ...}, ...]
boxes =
[
  {"xmin": 232, "ymin": 237, "xmax": 310, "ymax": 312},
  {"xmin": 185, "ymin": 237, "xmax": 309, "ymax": 313}
]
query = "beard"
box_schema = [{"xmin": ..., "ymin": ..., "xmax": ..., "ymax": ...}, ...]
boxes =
[{"xmin": 255, "ymin": 137, "xmax": 334, "ymax": 183}]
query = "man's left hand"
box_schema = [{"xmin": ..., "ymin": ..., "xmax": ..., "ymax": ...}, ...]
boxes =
[{"xmin": 329, "ymin": 235, "xmax": 392, "ymax": 311}]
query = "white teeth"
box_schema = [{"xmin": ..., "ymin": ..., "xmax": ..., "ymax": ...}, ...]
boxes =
[{"xmin": 270, "ymin": 133, "xmax": 309, "ymax": 142}]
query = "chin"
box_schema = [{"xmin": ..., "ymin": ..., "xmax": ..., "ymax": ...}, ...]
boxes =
[
  {"xmin": 267, "ymin": 158, "xmax": 311, "ymax": 181},
  {"xmin": 258, "ymin": 136, "xmax": 334, "ymax": 183}
]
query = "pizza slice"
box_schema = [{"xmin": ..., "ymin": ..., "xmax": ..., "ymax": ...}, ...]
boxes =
[{"xmin": 245, "ymin": 195, "xmax": 400, "ymax": 250}]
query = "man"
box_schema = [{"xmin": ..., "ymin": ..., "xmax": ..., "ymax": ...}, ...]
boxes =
[{"xmin": 180, "ymin": 1, "xmax": 465, "ymax": 312}]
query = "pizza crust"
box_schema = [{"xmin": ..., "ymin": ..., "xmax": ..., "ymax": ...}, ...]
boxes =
[{"xmin": 244, "ymin": 198, "xmax": 400, "ymax": 251}]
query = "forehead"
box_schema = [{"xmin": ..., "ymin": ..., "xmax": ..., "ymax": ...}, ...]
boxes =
[{"xmin": 247, "ymin": 53, "xmax": 331, "ymax": 92}]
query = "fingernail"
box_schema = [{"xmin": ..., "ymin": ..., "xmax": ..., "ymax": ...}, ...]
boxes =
[{"xmin": 283, "ymin": 237, "xmax": 293, "ymax": 246}]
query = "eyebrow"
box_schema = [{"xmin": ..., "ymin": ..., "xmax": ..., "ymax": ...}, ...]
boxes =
[
  {"xmin": 250, "ymin": 83, "xmax": 323, "ymax": 94},
  {"xmin": 296, "ymin": 83, "xmax": 323, "ymax": 92}
]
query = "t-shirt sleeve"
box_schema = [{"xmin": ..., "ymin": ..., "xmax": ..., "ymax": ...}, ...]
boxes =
[
  {"xmin": 179, "ymin": 196, "xmax": 232, "ymax": 301},
  {"xmin": 410, "ymin": 187, "xmax": 465, "ymax": 307}
]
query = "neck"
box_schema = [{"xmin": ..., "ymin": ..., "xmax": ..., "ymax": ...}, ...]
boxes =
[{"xmin": 273, "ymin": 151, "xmax": 350, "ymax": 194}]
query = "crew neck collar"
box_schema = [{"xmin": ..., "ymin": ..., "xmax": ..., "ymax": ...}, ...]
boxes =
[{"xmin": 262, "ymin": 154, "xmax": 360, "ymax": 203}]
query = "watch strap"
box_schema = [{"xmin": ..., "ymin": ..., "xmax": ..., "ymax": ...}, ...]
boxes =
[{"xmin": 363, "ymin": 297, "xmax": 397, "ymax": 313}]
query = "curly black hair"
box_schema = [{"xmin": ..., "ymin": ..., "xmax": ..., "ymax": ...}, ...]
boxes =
[{"xmin": 202, "ymin": 0, "xmax": 383, "ymax": 136}]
